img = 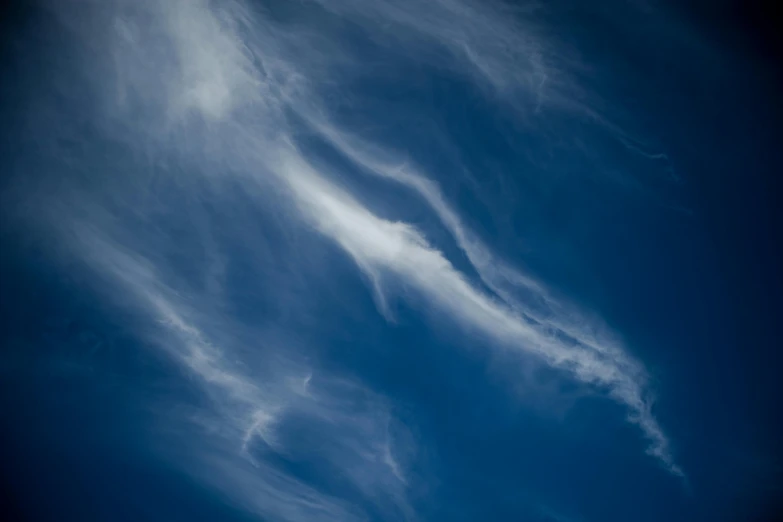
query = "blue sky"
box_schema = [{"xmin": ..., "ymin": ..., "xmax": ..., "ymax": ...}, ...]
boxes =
[{"xmin": 1, "ymin": 1, "xmax": 782, "ymax": 521}]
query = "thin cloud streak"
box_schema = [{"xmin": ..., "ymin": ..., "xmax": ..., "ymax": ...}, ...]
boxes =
[
  {"xmin": 269, "ymin": 143, "xmax": 681, "ymax": 475},
  {"xmin": 298, "ymin": 121, "xmax": 680, "ymax": 474},
  {"xmin": 305, "ymin": 0, "xmax": 557, "ymax": 106},
  {"xmin": 64, "ymin": 219, "xmax": 416, "ymax": 522}
]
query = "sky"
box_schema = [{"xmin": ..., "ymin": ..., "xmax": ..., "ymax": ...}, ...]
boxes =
[{"xmin": 1, "ymin": 0, "xmax": 782, "ymax": 521}]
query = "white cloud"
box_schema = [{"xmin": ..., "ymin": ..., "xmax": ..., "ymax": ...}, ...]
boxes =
[
  {"xmin": 65, "ymin": 219, "xmax": 417, "ymax": 521},
  {"xmin": 270, "ymin": 144, "xmax": 681, "ymax": 475},
  {"xmin": 17, "ymin": 2, "xmax": 688, "ymax": 519}
]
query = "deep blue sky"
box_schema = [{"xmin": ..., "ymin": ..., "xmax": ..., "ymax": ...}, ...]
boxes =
[{"xmin": 1, "ymin": 1, "xmax": 782, "ymax": 521}]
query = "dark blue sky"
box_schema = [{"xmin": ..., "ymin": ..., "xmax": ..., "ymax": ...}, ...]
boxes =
[{"xmin": 2, "ymin": 1, "xmax": 782, "ymax": 521}]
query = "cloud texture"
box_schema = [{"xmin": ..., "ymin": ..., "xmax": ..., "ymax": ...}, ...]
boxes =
[{"xmin": 5, "ymin": 0, "xmax": 685, "ymax": 520}]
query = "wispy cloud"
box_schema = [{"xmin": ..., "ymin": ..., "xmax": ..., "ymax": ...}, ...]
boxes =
[
  {"xmin": 269, "ymin": 142, "xmax": 681, "ymax": 475},
  {"xmin": 12, "ymin": 0, "xmax": 687, "ymax": 518},
  {"xmin": 64, "ymin": 220, "xmax": 416, "ymax": 522}
]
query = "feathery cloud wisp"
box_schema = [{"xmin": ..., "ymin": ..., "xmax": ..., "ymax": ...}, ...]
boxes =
[{"xmin": 11, "ymin": 1, "xmax": 688, "ymax": 518}]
